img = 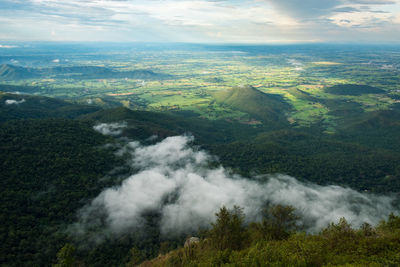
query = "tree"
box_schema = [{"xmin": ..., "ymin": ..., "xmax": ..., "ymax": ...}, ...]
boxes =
[
  {"xmin": 126, "ymin": 247, "xmax": 144, "ymax": 267},
  {"xmin": 208, "ymin": 206, "xmax": 247, "ymax": 250},
  {"xmin": 53, "ymin": 243, "xmax": 77, "ymax": 267},
  {"xmin": 260, "ymin": 204, "xmax": 299, "ymax": 240}
]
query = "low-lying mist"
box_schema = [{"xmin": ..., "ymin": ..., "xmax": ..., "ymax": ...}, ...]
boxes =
[{"xmin": 73, "ymin": 127, "xmax": 398, "ymax": 242}]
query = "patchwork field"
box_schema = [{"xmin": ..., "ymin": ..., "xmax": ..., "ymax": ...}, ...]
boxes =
[{"xmin": 1, "ymin": 44, "xmax": 399, "ymax": 132}]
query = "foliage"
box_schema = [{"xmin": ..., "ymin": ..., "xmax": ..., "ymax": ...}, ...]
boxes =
[
  {"xmin": 208, "ymin": 206, "xmax": 247, "ymax": 251},
  {"xmin": 53, "ymin": 244, "xmax": 77, "ymax": 267},
  {"xmin": 254, "ymin": 204, "xmax": 300, "ymax": 240},
  {"xmin": 325, "ymin": 84, "xmax": 385, "ymax": 96},
  {"xmin": 139, "ymin": 209, "xmax": 400, "ymax": 267},
  {"xmin": 0, "ymin": 119, "xmax": 123, "ymax": 266},
  {"xmin": 213, "ymin": 85, "xmax": 290, "ymax": 127}
]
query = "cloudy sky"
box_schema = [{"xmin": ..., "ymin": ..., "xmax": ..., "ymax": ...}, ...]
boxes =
[{"xmin": 0, "ymin": 0, "xmax": 399, "ymax": 43}]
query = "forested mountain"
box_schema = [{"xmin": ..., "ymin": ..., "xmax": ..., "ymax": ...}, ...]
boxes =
[
  {"xmin": 0, "ymin": 92, "xmax": 101, "ymax": 122},
  {"xmin": 0, "ymin": 64, "xmax": 170, "ymax": 80},
  {"xmin": 0, "ymin": 119, "xmax": 121, "ymax": 266},
  {"xmin": 0, "ymin": 64, "xmax": 38, "ymax": 80},
  {"xmin": 1, "ymin": 92, "xmax": 400, "ymax": 266},
  {"xmin": 325, "ymin": 84, "xmax": 385, "ymax": 96}
]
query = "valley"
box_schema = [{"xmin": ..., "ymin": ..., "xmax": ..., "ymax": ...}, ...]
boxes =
[
  {"xmin": 1, "ymin": 44, "xmax": 399, "ymax": 133},
  {"xmin": 1, "ymin": 43, "xmax": 400, "ymax": 266}
]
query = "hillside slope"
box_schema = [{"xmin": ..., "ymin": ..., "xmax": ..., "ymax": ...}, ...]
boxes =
[
  {"xmin": 0, "ymin": 64, "xmax": 171, "ymax": 80},
  {"xmin": 213, "ymin": 85, "xmax": 290, "ymax": 127},
  {"xmin": 0, "ymin": 92, "xmax": 101, "ymax": 122},
  {"xmin": 325, "ymin": 84, "xmax": 385, "ymax": 96},
  {"xmin": 80, "ymin": 107, "xmax": 261, "ymax": 144},
  {"xmin": 0, "ymin": 64, "xmax": 39, "ymax": 80}
]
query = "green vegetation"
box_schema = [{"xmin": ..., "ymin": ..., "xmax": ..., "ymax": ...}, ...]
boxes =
[
  {"xmin": 0, "ymin": 92, "xmax": 101, "ymax": 122},
  {"xmin": 0, "ymin": 64, "xmax": 170, "ymax": 81},
  {"xmin": 0, "ymin": 119, "xmax": 121, "ymax": 266},
  {"xmin": 1, "ymin": 45, "xmax": 399, "ymax": 131},
  {"xmin": 213, "ymin": 85, "xmax": 290, "ymax": 127},
  {"xmin": 0, "ymin": 64, "xmax": 38, "ymax": 80},
  {"xmin": 325, "ymin": 84, "xmax": 385, "ymax": 96},
  {"xmin": 1, "ymin": 44, "xmax": 400, "ymax": 266},
  {"xmin": 139, "ymin": 206, "xmax": 400, "ymax": 267}
]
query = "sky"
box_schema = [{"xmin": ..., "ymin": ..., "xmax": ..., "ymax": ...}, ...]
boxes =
[{"xmin": 0, "ymin": 0, "xmax": 400, "ymax": 43}]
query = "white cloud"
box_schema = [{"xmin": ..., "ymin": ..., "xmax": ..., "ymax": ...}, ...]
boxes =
[
  {"xmin": 0, "ymin": 44, "xmax": 18, "ymax": 48},
  {"xmin": 93, "ymin": 122, "xmax": 127, "ymax": 136},
  {"xmin": 5, "ymin": 99, "xmax": 25, "ymax": 105},
  {"xmin": 394, "ymin": 13, "xmax": 400, "ymax": 23},
  {"xmin": 329, "ymin": 9, "xmax": 393, "ymax": 28},
  {"xmin": 0, "ymin": 0, "xmax": 399, "ymax": 43},
  {"xmin": 73, "ymin": 135, "xmax": 398, "ymax": 241}
]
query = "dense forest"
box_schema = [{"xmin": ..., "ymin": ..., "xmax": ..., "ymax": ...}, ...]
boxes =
[{"xmin": 1, "ymin": 93, "xmax": 400, "ymax": 266}]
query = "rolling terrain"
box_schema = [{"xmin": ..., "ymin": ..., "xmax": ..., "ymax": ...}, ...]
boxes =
[
  {"xmin": 0, "ymin": 64, "xmax": 170, "ymax": 81},
  {"xmin": 1, "ymin": 43, "xmax": 400, "ymax": 266},
  {"xmin": 213, "ymin": 85, "xmax": 290, "ymax": 127},
  {"xmin": 1, "ymin": 91, "xmax": 400, "ymax": 266}
]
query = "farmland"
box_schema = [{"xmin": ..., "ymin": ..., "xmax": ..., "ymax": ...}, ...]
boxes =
[{"xmin": 1, "ymin": 44, "xmax": 399, "ymax": 132}]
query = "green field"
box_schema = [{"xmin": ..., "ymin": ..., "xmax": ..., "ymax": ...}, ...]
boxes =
[{"xmin": 2, "ymin": 45, "xmax": 399, "ymax": 132}]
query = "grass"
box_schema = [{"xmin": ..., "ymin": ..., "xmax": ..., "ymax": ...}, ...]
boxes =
[{"xmin": 1, "ymin": 48, "xmax": 399, "ymax": 132}]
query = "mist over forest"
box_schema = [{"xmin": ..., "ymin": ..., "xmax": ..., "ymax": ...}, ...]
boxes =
[{"xmin": 1, "ymin": 10, "xmax": 400, "ymax": 265}]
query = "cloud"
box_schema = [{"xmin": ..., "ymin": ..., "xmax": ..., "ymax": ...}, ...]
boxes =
[
  {"xmin": 93, "ymin": 122, "xmax": 127, "ymax": 136},
  {"xmin": 0, "ymin": 44, "xmax": 18, "ymax": 48},
  {"xmin": 348, "ymin": 0, "xmax": 396, "ymax": 4},
  {"xmin": 5, "ymin": 99, "xmax": 25, "ymax": 105},
  {"xmin": 265, "ymin": 0, "xmax": 342, "ymax": 18},
  {"xmin": 1, "ymin": 0, "xmax": 399, "ymax": 43},
  {"xmin": 329, "ymin": 9, "xmax": 393, "ymax": 28},
  {"xmin": 72, "ymin": 135, "xmax": 398, "ymax": 242},
  {"xmin": 265, "ymin": 0, "xmax": 397, "ymax": 20}
]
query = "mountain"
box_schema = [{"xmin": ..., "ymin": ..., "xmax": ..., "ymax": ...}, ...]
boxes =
[
  {"xmin": 335, "ymin": 109, "xmax": 400, "ymax": 151},
  {"xmin": 79, "ymin": 107, "xmax": 261, "ymax": 144},
  {"xmin": 0, "ymin": 92, "xmax": 101, "ymax": 122},
  {"xmin": 1, "ymin": 93, "xmax": 400, "ymax": 266},
  {"xmin": 0, "ymin": 64, "xmax": 171, "ymax": 80},
  {"xmin": 0, "ymin": 64, "xmax": 39, "ymax": 80},
  {"xmin": 44, "ymin": 66, "xmax": 171, "ymax": 80},
  {"xmin": 213, "ymin": 85, "xmax": 291, "ymax": 127},
  {"xmin": 325, "ymin": 84, "xmax": 385, "ymax": 96}
]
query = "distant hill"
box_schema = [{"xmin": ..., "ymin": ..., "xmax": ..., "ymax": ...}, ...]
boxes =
[
  {"xmin": 0, "ymin": 92, "xmax": 101, "ymax": 122},
  {"xmin": 79, "ymin": 107, "xmax": 261, "ymax": 144},
  {"xmin": 0, "ymin": 84, "xmax": 40, "ymax": 94},
  {"xmin": 0, "ymin": 64, "xmax": 171, "ymax": 80},
  {"xmin": 325, "ymin": 84, "xmax": 385, "ymax": 96},
  {"xmin": 0, "ymin": 64, "xmax": 39, "ymax": 80},
  {"xmin": 335, "ymin": 109, "xmax": 400, "ymax": 151},
  {"xmin": 44, "ymin": 66, "xmax": 170, "ymax": 80},
  {"xmin": 213, "ymin": 85, "xmax": 290, "ymax": 127}
]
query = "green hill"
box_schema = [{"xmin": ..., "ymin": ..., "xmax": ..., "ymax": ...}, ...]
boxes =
[
  {"xmin": 0, "ymin": 64, "xmax": 171, "ymax": 80},
  {"xmin": 0, "ymin": 92, "xmax": 101, "ymax": 122},
  {"xmin": 213, "ymin": 85, "xmax": 290, "ymax": 127},
  {"xmin": 0, "ymin": 84, "xmax": 40, "ymax": 94},
  {"xmin": 80, "ymin": 107, "xmax": 261, "ymax": 144},
  {"xmin": 335, "ymin": 109, "xmax": 400, "ymax": 151},
  {"xmin": 0, "ymin": 64, "xmax": 38, "ymax": 80},
  {"xmin": 325, "ymin": 84, "xmax": 385, "ymax": 96},
  {"xmin": 45, "ymin": 66, "xmax": 171, "ymax": 80}
]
